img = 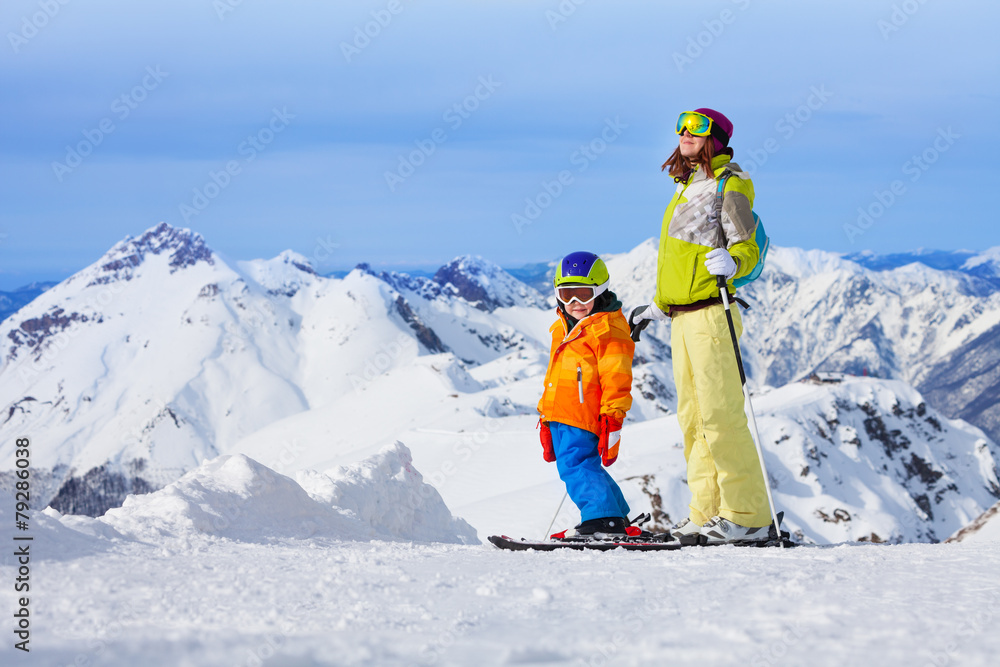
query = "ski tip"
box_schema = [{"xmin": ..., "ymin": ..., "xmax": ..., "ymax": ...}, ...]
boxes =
[{"xmin": 487, "ymin": 535, "xmax": 515, "ymax": 549}]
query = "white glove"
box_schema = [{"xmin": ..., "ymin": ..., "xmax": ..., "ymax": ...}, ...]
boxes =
[
  {"xmin": 627, "ymin": 302, "xmax": 668, "ymax": 342},
  {"xmin": 704, "ymin": 248, "xmax": 738, "ymax": 280},
  {"xmin": 629, "ymin": 302, "xmax": 667, "ymax": 324}
]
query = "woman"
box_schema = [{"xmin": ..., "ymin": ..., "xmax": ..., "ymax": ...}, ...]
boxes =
[{"xmin": 629, "ymin": 108, "xmax": 771, "ymax": 544}]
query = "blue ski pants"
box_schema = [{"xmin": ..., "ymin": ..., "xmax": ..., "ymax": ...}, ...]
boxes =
[{"xmin": 550, "ymin": 422, "xmax": 630, "ymax": 522}]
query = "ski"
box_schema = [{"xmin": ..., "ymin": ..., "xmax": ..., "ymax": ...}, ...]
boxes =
[
  {"xmin": 677, "ymin": 534, "xmax": 798, "ymax": 548},
  {"xmin": 488, "ymin": 533, "xmax": 682, "ymax": 552}
]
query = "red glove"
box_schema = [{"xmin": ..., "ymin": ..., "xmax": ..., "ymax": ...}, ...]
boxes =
[
  {"xmin": 538, "ymin": 419, "xmax": 555, "ymax": 462},
  {"xmin": 598, "ymin": 414, "xmax": 623, "ymax": 467}
]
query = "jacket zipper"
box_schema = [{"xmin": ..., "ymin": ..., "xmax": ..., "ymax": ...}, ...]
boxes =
[{"xmin": 577, "ymin": 366, "xmax": 584, "ymax": 404}]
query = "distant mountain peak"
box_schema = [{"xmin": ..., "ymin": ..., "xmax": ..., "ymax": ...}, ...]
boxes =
[
  {"xmin": 237, "ymin": 250, "xmax": 319, "ymax": 297},
  {"xmin": 274, "ymin": 250, "xmax": 317, "ymax": 276},
  {"xmin": 432, "ymin": 255, "xmax": 546, "ymax": 311},
  {"xmin": 86, "ymin": 222, "xmax": 214, "ymax": 286},
  {"xmin": 843, "ymin": 248, "xmax": 979, "ymax": 273}
]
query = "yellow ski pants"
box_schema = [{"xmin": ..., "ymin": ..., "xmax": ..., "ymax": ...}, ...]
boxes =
[{"xmin": 671, "ymin": 303, "xmax": 771, "ymax": 527}]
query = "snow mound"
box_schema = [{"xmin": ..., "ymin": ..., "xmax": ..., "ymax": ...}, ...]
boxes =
[
  {"xmin": 90, "ymin": 445, "xmax": 477, "ymax": 546},
  {"xmin": 99, "ymin": 454, "xmax": 358, "ymax": 543},
  {"xmin": 297, "ymin": 442, "xmax": 479, "ymax": 545},
  {"xmin": 0, "ymin": 490, "xmax": 113, "ymax": 562}
]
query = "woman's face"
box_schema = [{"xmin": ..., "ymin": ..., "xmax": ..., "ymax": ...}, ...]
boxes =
[{"xmin": 679, "ymin": 130, "xmax": 707, "ymax": 158}]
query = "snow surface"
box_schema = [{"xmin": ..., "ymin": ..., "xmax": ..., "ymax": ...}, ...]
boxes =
[{"xmin": 3, "ymin": 449, "xmax": 999, "ymax": 666}]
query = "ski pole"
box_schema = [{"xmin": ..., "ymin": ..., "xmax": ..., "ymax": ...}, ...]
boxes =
[
  {"xmin": 717, "ymin": 275, "xmax": 784, "ymax": 546},
  {"xmin": 543, "ymin": 491, "xmax": 568, "ymax": 541}
]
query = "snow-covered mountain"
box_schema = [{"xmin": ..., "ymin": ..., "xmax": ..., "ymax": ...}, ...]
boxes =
[
  {"xmin": 749, "ymin": 246, "xmax": 1000, "ymax": 444},
  {"xmin": 845, "ymin": 246, "xmax": 1000, "ymax": 290},
  {"xmin": 845, "ymin": 248, "xmax": 977, "ymax": 273},
  {"xmin": 2, "ymin": 223, "xmax": 999, "ymax": 545},
  {"xmin": 0, "ymin": 224, "xmax": 561, "ymax": 515}
]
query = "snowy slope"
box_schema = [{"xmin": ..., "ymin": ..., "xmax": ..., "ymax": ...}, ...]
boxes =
[
  {"xmin": 750, "ymin": 378, "xmax": 998, "ymax": 543},
  {"xmin": 947, "ymin": 500, "xmax": 1000, "ymax": 544},
  {"xmin": 5, "ymin": 540, "xmax": 998, "ymax": 666}
]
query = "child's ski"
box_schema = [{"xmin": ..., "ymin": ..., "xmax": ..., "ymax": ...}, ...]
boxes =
[{"xmin": 487, "ymin": 534, "xmax": 682, "ymax": 552}]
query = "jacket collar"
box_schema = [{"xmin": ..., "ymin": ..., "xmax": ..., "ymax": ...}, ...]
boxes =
[
  {"xmin": 554, "ymin": 307, "xmax": 608, "ymax": 341},
  {"xmin": 691, "ymin": 154, "xmax": 733, "ymax": 183}
]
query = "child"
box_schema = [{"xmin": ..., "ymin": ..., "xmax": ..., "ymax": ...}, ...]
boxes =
[{"xmin": 537, "ymin": 251, "xmax": 635, "ymax": 536}]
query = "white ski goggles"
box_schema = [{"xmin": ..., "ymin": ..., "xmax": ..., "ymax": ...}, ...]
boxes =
[{"xmin": 555, "ymin": 282, "xmax": 608, "ymax": 306}]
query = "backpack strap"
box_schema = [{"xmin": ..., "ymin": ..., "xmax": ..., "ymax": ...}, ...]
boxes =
[
  {"xmin": 711, "ymin": 168, "xmax": 733, "ymax": 239},
  {"xmin": 712, "ymin": 168, "xmax": 750, "ymax": 308}
]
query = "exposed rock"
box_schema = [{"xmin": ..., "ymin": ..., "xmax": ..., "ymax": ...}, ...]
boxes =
[
  {"xmin": 394, "ymin": 296, "xmax": 447, "ymax": 354},
  {"xmin": 86, "ymin": 222, "xmax": 214, "ymax": 286},
  {"xmin": 48, "ymin": 460, "xmax": 157, "ymax": 517}
]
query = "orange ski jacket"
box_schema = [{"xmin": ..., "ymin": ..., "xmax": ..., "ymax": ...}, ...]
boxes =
[{"xmin": 537, "ymin": 308, "xmax": 634, "ymax": 436}]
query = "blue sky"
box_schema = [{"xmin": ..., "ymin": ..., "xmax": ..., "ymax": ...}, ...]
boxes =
[{"xmin": 1, "ymin": 0, "xmax": 998, "ymax": 289}]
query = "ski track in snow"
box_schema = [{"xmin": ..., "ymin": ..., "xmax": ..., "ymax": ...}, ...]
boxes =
[{"xmin": 3, "ymin": 539, "xmax": 999, "ymax": 666}]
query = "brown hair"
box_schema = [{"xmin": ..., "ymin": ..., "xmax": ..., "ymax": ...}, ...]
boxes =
[{"xmin": 661, "ymin": 136, "xmax": 716, "ymax": 183}]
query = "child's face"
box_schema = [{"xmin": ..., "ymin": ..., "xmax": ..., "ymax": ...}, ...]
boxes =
[{"xmin": 565, "ymin": 299, "xmax": 594, "ymax": 320}]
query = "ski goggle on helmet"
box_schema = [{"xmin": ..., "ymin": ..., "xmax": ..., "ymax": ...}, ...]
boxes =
[
  {"xmin": 553, "ymin": 251, "xmax": 610, "ymax": 306},
  {"xmin": 675, "ymin": 111, "xmax": 715, "ymax": 137}
]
